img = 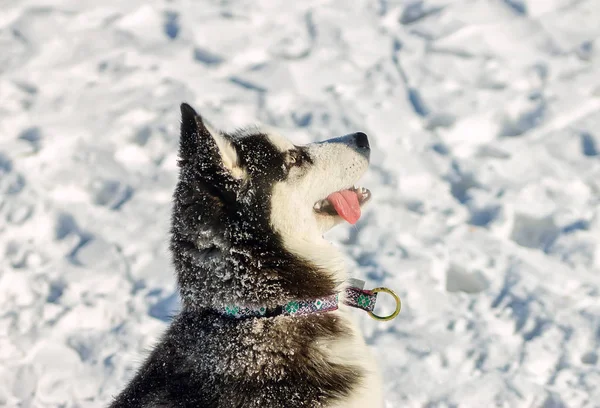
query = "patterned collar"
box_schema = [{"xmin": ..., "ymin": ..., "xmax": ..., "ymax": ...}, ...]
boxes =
[{"xmin": 220, "ymin": 279, "xmax": 402, "ymax": 322}]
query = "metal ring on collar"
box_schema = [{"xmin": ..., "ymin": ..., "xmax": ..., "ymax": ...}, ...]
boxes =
[{"xmin": 367, "ymin": 287, "xmax": 402, "ymax": 322}]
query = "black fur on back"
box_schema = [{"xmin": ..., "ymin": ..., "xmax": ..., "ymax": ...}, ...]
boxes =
[{"xmin": 110, "ymin": 104, "xmax": 361, "ymax": 408}]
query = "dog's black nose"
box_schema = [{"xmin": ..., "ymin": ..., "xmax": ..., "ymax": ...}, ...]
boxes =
[{"xmin": 354, "ymin": 132, "xmax": 370, "ymax": 150}]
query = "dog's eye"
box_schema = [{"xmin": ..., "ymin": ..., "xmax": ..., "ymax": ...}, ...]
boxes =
[{"xmin": 286, "ymin": 151, "xmax": 302, "ymax": 168}]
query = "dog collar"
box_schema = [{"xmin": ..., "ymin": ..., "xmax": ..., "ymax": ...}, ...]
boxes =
[{"xmin": 220, "ymin": 279, "xmax": 401, "ymax": 322}]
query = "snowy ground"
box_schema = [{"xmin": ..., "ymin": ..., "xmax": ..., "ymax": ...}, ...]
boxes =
[{"xmin": 1, "ymin": 0, "xmax": 600, "ymax": 406}]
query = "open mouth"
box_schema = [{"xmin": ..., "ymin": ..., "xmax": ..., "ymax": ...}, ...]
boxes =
[{"xmin": 313, "ymin": 186, "xmax": 372, "ymax": 225}]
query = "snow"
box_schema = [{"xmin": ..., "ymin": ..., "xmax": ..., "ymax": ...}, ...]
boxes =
[{"xmin": 1, "ymin": 0, "xmax": 599, "ymax": 406}]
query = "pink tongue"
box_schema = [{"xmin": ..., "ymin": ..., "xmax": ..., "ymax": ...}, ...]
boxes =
[{"xmin": 327, "ymin": 190, "xmax": 361, "ymax": 224}]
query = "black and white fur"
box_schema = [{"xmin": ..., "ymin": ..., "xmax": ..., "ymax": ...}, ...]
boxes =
[{"xmin": 110, "ymin": 103, "xmax": 382, "ymax": 408}]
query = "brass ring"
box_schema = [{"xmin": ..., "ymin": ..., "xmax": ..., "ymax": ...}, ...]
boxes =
[{"xmin": 368, "ymin": 287, "xmax": 402, "ymax": 322}]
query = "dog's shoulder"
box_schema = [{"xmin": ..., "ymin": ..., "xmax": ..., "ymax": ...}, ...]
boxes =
[{"xmin": 110, "ymin": 311, "xmax": 366, "ymax": 408}]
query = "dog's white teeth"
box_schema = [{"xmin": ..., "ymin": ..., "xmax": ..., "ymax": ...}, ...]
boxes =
[
  {"xmin": 361, "ymin": 187, "xmax": 367, "ymax": 194},
  {"xmin": 314, "ymin": 201, "xmax": 322, "ymax": 210}
]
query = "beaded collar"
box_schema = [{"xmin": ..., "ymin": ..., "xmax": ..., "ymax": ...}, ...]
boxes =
[{"xmin": 220, "ymin": 279, "xmax": 402, "ymax": 322}]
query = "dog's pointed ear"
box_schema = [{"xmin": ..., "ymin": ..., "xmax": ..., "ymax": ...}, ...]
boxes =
[
  {"xmin": 179, "ymin": 103, "xmax": 244, "ymax": 179},
  {"xmin": 179, "ymin": 103, "xmax": 202, "ymax": 157}
]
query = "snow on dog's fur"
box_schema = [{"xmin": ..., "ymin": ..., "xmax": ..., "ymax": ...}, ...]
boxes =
[{"xmin": 110, "ymin": 103, "xmax": 382, "ymax": 408}]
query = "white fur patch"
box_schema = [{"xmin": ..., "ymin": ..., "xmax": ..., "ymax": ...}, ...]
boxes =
[
  {"xmin": 267, "ymin": 133, "xmax": 379, "ymax": 407},
  {"xmin": 204, "ymin": 121, "xmax": 247, "ymax": 180},
  {"xmin": 268, "ymin": 132, "xmax": 381, "ymax": 406},
  {"xmin": 323, "ymin": 307, "xmax": 383, "ymax": 408},
  {"xmin": 269, "ymin": 139, "xmax": 369, "ymax": 282}
]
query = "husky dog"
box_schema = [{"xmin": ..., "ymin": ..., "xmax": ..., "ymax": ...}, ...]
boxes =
[{"xmin": 110, "ymin": 103, "xmax": 381, "ymax": 408}]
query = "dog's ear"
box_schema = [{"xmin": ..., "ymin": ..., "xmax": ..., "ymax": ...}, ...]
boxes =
[{"xmin": 179, "ymin": 103, "xmax": 244, "ymax": 179}]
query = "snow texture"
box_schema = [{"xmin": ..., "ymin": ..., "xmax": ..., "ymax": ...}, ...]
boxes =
[{"xmin": 1, "ymin": 0, "xmax": 600, "ymax": 406}]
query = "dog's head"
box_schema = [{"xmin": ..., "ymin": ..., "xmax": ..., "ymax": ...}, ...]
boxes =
[{"xmin": 171, "ymin": 103, "xmax": 371, "ymax": 308}]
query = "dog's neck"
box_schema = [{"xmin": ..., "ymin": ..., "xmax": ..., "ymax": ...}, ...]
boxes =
[
  {"xmin": 277, "ymin": 234, "xmax": 347, "ymax": 283},
  {"xmin": 172, "ymin": 234, "xmax": 346, "ymax": 313}
]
